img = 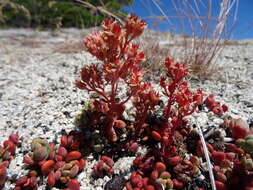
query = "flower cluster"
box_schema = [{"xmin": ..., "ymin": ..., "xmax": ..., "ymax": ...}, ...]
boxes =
[
  {"xmin": 160, "ymin": 57, "xmax": 203, "ymax": 122},
  {"xmin": 76, "ymin": 15, "xmax": 149, "ymax": 142}
]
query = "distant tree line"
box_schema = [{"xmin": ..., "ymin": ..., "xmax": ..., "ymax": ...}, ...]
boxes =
[{"xmin": 0, "ymin": 0, "xmax": 132, "ymax": 28}]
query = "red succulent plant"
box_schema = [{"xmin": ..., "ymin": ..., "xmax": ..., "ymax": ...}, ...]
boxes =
[
  {"xmin": 0, "ymin": 134, "xmax": 19, "ymax": 188},
  {"xmin": 76, "ymin": 15, "xmax": 147, "ymax": 142},
  {"xmin": 17, "ymin": 131, "xmax": 85, "ymax": 190},
  {"xmin": 93, "ymin": 156, "xmax": 114, "ymax": 177}
]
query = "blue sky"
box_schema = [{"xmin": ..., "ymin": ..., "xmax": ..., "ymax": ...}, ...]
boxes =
[{"xmin": 124, "ymin": 0, "xmax": 253, "ymax": 39}]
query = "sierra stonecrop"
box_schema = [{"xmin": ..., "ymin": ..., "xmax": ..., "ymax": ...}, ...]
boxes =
[{"xmin": 76, "ymin": 15, "xmax": 156, "ymax": 142}]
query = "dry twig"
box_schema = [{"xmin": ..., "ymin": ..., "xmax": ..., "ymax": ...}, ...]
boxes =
[
  {"xmin": 75, "ymin": 0, "xmax": 125, "ymax": 25},
  {"xmin": 144, "ymin": 0, "xmax": 239, "ymax": 79}
]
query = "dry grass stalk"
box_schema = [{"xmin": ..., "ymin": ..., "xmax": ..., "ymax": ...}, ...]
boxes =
[
  {"xmin": 144, "ymin": 0, "xmax": 238, "ymax": 79},
  {"xmin": 139, "ymin": 34, "xmax": 170, "ymax": 81},
  {"xmin": 196, "ymin": 122, "xmax": 216, "ymax": 190},
  {"xmin": 75, "ymin": 0, "xmax": 125, "ymax": 25}
]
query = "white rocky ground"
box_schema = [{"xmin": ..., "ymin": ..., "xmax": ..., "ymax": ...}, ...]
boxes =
[{"xmin": 0, "ymin": 28, "xmax": 252, "ymax": 190}]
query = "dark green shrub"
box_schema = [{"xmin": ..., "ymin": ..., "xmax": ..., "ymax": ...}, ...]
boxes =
[
  {"xmin": 0, "ymin": 0, "xmax": 132, "ymax": 28},
  {"xmin": 0, "ymin": 0, "xmax": 31, "ymax": 27},
  {"xmin": 50, "ymin": 2, "xmax": 104, "ymax": 28}
]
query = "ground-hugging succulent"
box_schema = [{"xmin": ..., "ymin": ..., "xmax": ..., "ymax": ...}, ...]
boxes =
[
  {"xmin": 93, "ymin": 156, "xmax": 114, "ymax": 177},
  {"xmin": 236, "ymin": 134, "xmax": 253, "ymax": 154},
  {"xmin": 23, "ymin": 138, "xmax": 51, "ymax": 165},
  {"xmin": 0, "ymin": 134, "xmax": 19, "ymax": 188},
  {"xmin": 16, "ymin": 131, "xmax": 86, "ymax": 190}
]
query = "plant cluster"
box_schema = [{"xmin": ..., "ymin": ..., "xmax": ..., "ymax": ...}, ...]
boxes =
[
  {"xmin": 0, "ymin": 133, "xmax": 19, "ymax": 188},
  {"xmin": 14, "ymin": 130, "xmax": 86, "ymax": 190},
  {"xmin": 1, "ymin": 15, "xmax": 252, "ymax": 190},
  {"xmin": 93, "ymin": 155, "xmax": 114, "ymax": 178},
  {"xmin": 75, "ymin": 15, "xmax": 253, "ymax": 190},
  {"xmin": 202, "ymin": 120, "xmax": 253, "ymax": 190},
  {"xmin": 76, "ymin": 15, "xmax": 148, "ymax": 142}
]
